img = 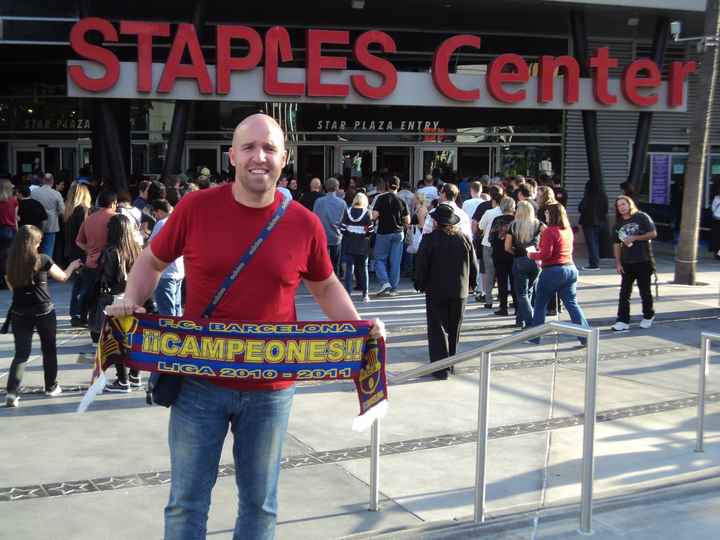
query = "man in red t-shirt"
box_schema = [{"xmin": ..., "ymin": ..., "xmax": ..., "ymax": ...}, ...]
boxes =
[{"xmin": 107, "ymin": 114, "xmax": 385, "ymax": 540}]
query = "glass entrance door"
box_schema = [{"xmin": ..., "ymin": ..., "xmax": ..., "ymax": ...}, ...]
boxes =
[
  {"xmin": 339, "ymin": 147, "xmax": 375, "ymax": 184},
  {"xmin": 377, "ymin": 147, "xmax": 412, "ymax": 185},
  {"xmin": 458, "ymin": 147, "xmax": 492, "ymax": 177},
  {"xmin": 15, "ymin": 148, "xmax": 43, "ymax": 176},
  {"xmin": 186, "ymin": 145, "xmax": 219, "ymax": 176},
  {"xmin": 417, "ymin": 147, "xmax": 456, "ymax": 182}
]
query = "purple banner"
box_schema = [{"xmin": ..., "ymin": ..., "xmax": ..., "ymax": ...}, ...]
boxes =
[{"xmin": 650, "ymin": 154, "xmax": 671, "ymax": 205}]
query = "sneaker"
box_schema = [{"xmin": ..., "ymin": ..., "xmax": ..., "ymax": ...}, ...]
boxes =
[
  {"xmin": 5, "ymin": 393, "xmax": 19, "ymax": 407},
  {"xmin": 483, "ymin": 303, "xmax": 493, "ymax": 309},
  {"xmin": 70, "ymin": 317, "xmax": 84, "ymax": 327},
  {"xmin": 128, "ymin": 375, "xmax": 143, "ymax": 388},
  {"xmin": 475, "ymin": 293, "xmax": 486, "ymax": 303},
  {"xmin": 362, "ymin": 295, "xmax": 371, "ymax": 303},
  {"xmin": 387, "ymin": 289, "xmax": 399, "ymax": 297},
  {"xmin": 374, "ymin": 283, "xmax": 391, "ymax": 297},
  {"xmin": 611, "ymin": 321, "xmax": 630, "ymax": 332},
  {"xmin": 45, "ymin": 384, "xmax": 62, "ymax": 397},
  {"xmin": 104, "ymin": 380, "xmax": 131, "ymax": 393},
  {"xmin": 639, "ymin": 316, "xmax": 655, "ymax": 329}
]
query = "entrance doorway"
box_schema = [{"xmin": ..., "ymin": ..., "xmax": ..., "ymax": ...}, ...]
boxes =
[
  {"xmin": 377, "ymin": 147, "xmax": 412, "ymax": 184},
  {"xmin": 15, "ymin": 148, "xmax": 43, "ymax": 176},
  {"xmin": 186, "ymin": 144, "xmax": 219, "ymax": 176},
  {"xmin": 417, "ymin": 147, "xmax": 457, "ymax": 183},
  {"xmin": 458, "ymin": 147, "xmax": 494, "ymax": 177},
  {"xmin": 339, "ymin": 147, "xmax": 375, "ymax": 184}
]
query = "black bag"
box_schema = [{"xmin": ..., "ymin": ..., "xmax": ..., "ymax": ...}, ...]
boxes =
[{"xmin": 146, "ymin": 372, "xmax": 182, "ymax": 407}]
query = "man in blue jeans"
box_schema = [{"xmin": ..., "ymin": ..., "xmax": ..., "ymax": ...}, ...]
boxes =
[
  {"xmin": 371, "ymin": 176, "xmax": 410, "ymax": 296},
  {"xmin": 107, "ymin": 114, "xmax": 385, "ymax": 540},
  {"xmin": 149, "ymin": 199, "xmax": 184, "ymax": 316}
]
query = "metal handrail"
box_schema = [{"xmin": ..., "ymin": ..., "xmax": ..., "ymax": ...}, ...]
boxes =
[
  {"xmin": 696, "ymin": 331, "xmax": 720, "ymax": 452},
  {"xmin": 369, "ymin": 321, "xmax": 600, "ymax": 535}
]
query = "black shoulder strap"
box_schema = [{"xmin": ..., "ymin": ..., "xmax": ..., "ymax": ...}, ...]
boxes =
[{"xmin": 201, "ymin": 194, "xmax": 290, "ymax": 319}]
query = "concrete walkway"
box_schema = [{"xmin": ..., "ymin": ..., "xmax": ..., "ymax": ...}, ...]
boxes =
[{"xmin": 1, "ymin": 246, "xmax": 719, "ymax": 539}]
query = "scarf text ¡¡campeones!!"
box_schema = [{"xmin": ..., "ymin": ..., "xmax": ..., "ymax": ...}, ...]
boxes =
[{"xmin": 80, "ymin": 314, "xmax": 388, "ymax": 430}]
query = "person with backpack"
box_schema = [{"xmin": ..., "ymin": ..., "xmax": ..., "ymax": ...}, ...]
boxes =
[
  {"xmin": 489, "ymin": 197, "xmax": 516, "ymax": 317},
  {"xmin": 4, "ymin": 225, "xmax": 82, "ymax": 407},
  {"xmin": 95, "ymin": 213, "xmax": 144, "ymax": 393},
  {"xmin": 339, "ymin": 192, "xmax": 375, "ymax": 302}
]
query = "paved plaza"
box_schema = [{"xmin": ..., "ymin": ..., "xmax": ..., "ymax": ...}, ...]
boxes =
[{"xmin": 1, "ymin": 246, "xmax": 720, "ymax": 539}]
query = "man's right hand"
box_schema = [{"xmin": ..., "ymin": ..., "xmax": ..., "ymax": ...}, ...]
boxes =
[
  {"xmin": 616, "ymin": 262, "xmax": 624, "ymax": 274},
  {"xmin": 104, "ymin": 299, "xmax": 147, "ymax": 317}
]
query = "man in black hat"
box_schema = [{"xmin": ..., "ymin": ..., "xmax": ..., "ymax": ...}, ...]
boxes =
[{"xmin": 414, "ymin": 203, "xmax": 477, "ymax": 379}]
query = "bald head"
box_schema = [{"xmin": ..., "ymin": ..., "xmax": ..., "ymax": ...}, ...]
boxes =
[
  {"xmin": 232, "ymin": 113, "xmax": 286, "ymax": 150},
  {"xmin": 310, "ymin": 178, "xmax": 322, "ymax": 192}
]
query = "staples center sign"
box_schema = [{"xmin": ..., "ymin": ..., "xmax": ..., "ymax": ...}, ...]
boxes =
[{"xmin": 67, "ymin": 18, "xmax": 695, "ymax": 112}]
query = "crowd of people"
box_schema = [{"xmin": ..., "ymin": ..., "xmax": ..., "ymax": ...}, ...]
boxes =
[
  {"xmin": 0, "ymin": 170, "xmax": 204, "ymax": 407},
  {"xmin": 288, "ymin": 169, "xmax": 660, "ymax": 378},
  {"xmin": 0, "ymin": 155, "xmax": 660, "ymax": 398}
]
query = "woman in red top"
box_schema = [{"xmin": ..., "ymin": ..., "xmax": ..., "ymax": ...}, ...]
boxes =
[
  {"xmin": 0, "ymin": 179, "xmax": 18, "ymax": 289},
  {"xmin": 528, "ymin": 203, "xmax": 589, "ymax": 340}
]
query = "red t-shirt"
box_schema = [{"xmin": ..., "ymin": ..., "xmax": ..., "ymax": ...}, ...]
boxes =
[
  {"xmin": 0, "ymin": 197, "xmax": 18, "ymax": 228},
  {"xmin": 529, "ymin": 226, "xmax": 573, "ymax": 266},
  {"xmin": 151, "ymin": 185, "xmax": 333, "ymax": 391},
  {"xmin": 76, "ymin": 209, "xmax": 114, "ymax": 268}
]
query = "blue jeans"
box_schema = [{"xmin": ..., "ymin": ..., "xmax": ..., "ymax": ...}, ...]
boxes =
[
  {"xmin": 39, "ymin": 231, "xmax": 56, "ymax": 257},
  {"xmin": 343, "ymin": 253, "xmax": 368, "ymax": 295},
  {"xmin": 374, "ymin": 231, "xmax": 403, "ymax": 290},
  {"xmin": 156, "ymin": 277, "xmax": 184, "ymax": 316},
  {"xmin": 530, "ymin": 264, "xmax": 589, "ymax": 343},
  {"xmin": 165, "ymin": 378, "xmax": 295, "ymax": 540},
  {"xmin": 513, "ymin": 256, "xmax": 539, "ymax": 328},
  {"xmin": 582, "ymin": 226, "xmax": 600, "ymax": 267}
]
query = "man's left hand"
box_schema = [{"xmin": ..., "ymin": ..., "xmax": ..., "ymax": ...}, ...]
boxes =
[{"xmin": 369, "ymin": 318, "xmax": 386, "ymax": 340}]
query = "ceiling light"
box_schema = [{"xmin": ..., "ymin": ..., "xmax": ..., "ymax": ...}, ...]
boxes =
[
  {"xmin": 627, "ymin": 17, "xmax": 640, "ymax": 27},
  {"xmin": 351, "ymin": 0, "xmax": 365, "ymax": 9}
]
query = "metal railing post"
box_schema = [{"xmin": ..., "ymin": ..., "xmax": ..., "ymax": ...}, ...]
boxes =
[
  {"xmin": 579, "ymin": 327, "xmax": 599, "ymax": 535},
  {"xmin": 696, "ymin": 335, "xmax": 710, "ymax": 453},
  {"xmin": 474, "ymin": 351, "xmax": 491, "ymax": 524},
  {"xmin": 370, "ymin": 418, "xmax": 380, "ymax": 511}
]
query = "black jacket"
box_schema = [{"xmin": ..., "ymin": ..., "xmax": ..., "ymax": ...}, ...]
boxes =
[
  {"xmin": 578, "ymin": 189, "xmax": 609, "ymax": 226},
  {"xmin": 414, "ymin": 229, "xmax": 478, "ymax": 299}
]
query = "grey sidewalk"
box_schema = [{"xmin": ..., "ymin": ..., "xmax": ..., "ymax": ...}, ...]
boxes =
[{"xmin": 1, "ymin": 250, "xmax": 719, "ymax": 539}]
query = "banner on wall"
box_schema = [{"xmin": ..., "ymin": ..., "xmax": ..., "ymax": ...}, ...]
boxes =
[{"xmin": 650, "ymin": 154, "xmax": 671, "ymax": 205}]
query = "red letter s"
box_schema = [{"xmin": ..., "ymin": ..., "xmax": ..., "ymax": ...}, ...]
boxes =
[{"xmin": 69, "ymin": 18, "xmax": 120, "ymax": 92}]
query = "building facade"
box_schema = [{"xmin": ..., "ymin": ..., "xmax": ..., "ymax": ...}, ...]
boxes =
[{"xmin": 0, "ymin": 0, "xmax": 713, "ymax": 225}]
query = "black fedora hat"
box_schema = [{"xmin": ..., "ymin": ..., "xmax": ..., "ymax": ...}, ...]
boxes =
[{"xmin": 430, "ymin": 203, "xmax": 460, "ymax": 226}]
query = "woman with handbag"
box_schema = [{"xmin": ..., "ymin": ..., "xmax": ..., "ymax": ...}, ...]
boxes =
[
  {"xmin": 63, "ymin": 182, "xmax": 92, "ymax": 326},
  {"xmin": 4, "ymin": 225, "xmax": 82, "ymax": 407},
  {"xmin": 94, "ymin": 214, "xmax": 144, "ymax": 393}
]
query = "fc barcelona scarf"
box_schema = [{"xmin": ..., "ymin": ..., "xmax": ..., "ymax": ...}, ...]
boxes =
[{"xmin": 78, "ymin": 313, "xmax": 388, "ymax": 431}]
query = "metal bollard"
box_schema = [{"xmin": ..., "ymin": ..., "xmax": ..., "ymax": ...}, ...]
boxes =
[
  {"xmin": 579, "ymin": 328, "xmax": 599, "ymax": 535},
  {"xmin": 370, "ymin": 418, "xmax": 380, "ymax": 511},
  {"xmin": 696, "ymin": 335, "xmax": 710, "ymax": 453},
  {"xmin": 474, "ymin": 351, "xmax": 491, "ymax": 523}
]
